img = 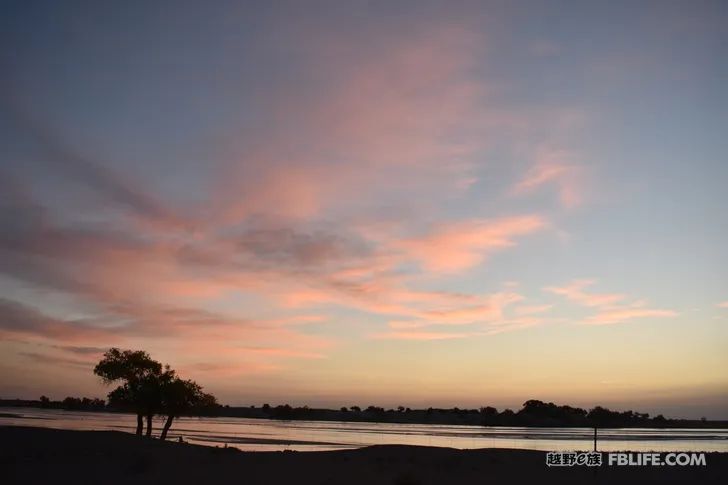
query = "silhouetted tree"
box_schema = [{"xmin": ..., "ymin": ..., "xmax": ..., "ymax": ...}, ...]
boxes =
[
  {"xmin": 157, "ymin": 375, "xmax": 187, "ymax": 439},
  {"xmin": 159, "ymin": 377, "xmax": 217, "ymax": 440},
  {"xmin": 587, "ymin": 406, "xmax": 615, "ymax": 428},
  {"xmin": 516, "ymin": 400, "xmax": 588, "ymax": 426},
  {"xmin": 499, "ymin": 409, "xmax": 516, "ymax": 425},
  {"xmin": 480, "ymin": 406, "xmax": 498, "ymax": 425},
  {"xmin": 94, "ymin": 348, "xmax": 163, "ymax": 436},
  {"xmin": 95, "ymin": 348, "xmax": 218, "ymax": 438},
  {"xmin": 272, "ymin": 404, "xmax": 294, "ymax": 419},
  {"xmin": 62, "ymin": 397, "xmax": 82, "ymax": 409},
  {"xmin": 39, "ymin": 395, "xmax": 50, "ymax": 408}
]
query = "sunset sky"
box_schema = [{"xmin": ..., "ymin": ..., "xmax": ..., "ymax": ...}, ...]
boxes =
[{"xmin": 1, "ymin": 1, "xmax": 727, "ymax": 419}]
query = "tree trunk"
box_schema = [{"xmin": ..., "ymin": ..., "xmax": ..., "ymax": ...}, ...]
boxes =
[
  {"xmin": 136, "ymin": 414, "xmax": 143, "ymax": 436},
  {"xmin": 160, "ymin": 415, "xmax": 175, "ymax": 441},
  {"xmin": 145, "ymin": 414, "xmax": 153, "ymax": 437}
]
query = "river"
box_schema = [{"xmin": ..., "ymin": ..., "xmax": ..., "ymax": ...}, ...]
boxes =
[{"xmin": 1, "ymin": 407, "xmax": 726, "ymax": 452}]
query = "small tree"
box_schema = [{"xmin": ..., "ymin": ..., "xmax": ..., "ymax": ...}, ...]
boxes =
[
  {"xmin": 159, "ymin": 377, "xmax": 217, "ymax": 441},
  {"xmin": 94, "ymin": 348, "xmax": 163, "ymax": 436}
]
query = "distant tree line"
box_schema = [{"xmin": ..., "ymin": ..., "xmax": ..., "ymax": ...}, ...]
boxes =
[
  {"xmin": 30, "ymin": 395, "xmax": 107, "ymax": 411},
  {"xmin": 4, "ymin": 390, "xmax": 725, "ymax": 429},
  {"xmin": 207, "ymin": 399, "xmax": 719, "ymax": 429}
]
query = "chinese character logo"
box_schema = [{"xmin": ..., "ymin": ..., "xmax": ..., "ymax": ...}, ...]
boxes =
[{"xmin": 547, "ymin": 452, "xmax": 602, "ymax": 467}]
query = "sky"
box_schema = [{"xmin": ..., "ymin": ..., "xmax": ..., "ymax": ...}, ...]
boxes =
[{"xmin": 1, "ymin": 0, "xmax": 727, "ymax": 419}]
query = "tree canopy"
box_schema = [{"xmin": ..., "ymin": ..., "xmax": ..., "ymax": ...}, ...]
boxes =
[{"xmin": 94, "ymin": 349, "xmax": 162, "ymax": 384}]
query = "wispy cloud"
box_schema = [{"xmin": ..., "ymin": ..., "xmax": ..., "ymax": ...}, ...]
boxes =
[
  {"xmin": 544, "ymin": 279, "xmax": 625, "ymax": 307},
  {"xmin": 19, "ymin": 351, "xmax": 93, "ymax": 369},
  {"xmin": 396, "ymin": 216, "xmax": 546, "ymax": 273},
  {"xmin": 514, "ymin": 304, "xmax": 554, "ymax": 316},
  {"xmin": 545, "ymin": 279, "xmax": 676, "ymax": 325},
  {"xmin": 376, "ymin": 313, "xmax": 563, "ymax": 340},
  {"xmin": 512, "ymin": 147, "xmax": 585, "ymax": 208},
  {"xmin": 372, "ymin": 330, "xmax": 471, "ymax": 341},
  {"xmin": 0, "ymin": 296, "xmax": 334, "ymax": 378},
  {"xmin": 4, "ymin": 103, "xmax": 189, "ymax": 230},
  {"xmin": 584, "ymin": 308, "xmax": 677, "ymax": 325}
]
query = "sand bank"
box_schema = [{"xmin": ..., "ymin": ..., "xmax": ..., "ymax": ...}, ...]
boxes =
[{"xmin": 2, "ymin": 426, "xmax": 726, "ymax": 484}]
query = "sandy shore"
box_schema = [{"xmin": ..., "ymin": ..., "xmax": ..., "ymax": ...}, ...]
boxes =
[{"xmin": 2, "ymin": 426, "xmax": 726, "ymax": 484}]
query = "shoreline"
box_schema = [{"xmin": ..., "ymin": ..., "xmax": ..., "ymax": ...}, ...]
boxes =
[
  {"xmin": 3, "ymin": 405, "xmax": 728, "ymax": 429},
  {"xmin": 3, "ymin": 426, "xmax": 728, "ymax": 484},
  {"xmin": 3, "ymin": 407, "xmax": 728, "ymax": 453}
]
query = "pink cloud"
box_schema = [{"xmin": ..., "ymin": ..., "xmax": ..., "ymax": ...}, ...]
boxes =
[
  {"xmin": 514, "ymin": 304, "xmax": 554, "ymax": 316},
  {"xmin": 374, "ymin": 292, "xmax": 522, "ymax": 331},
  {"xmin": 372, "ymin": 330, "xmax": 470, "ymax": 341},
  {"xmin": 375, "ymin": 292, "xmax": 561, "ymax": 340},
  {"xmin": 514, "ymin": 162, "xmax": 570, "ymax": 192},
  {"xmin": 717, "ymin": 302, "xmax": 728, "ymax": 309},
  {"xmin": 544, "ymin": 279, "xmax": 625, "ymax": 307},
  {"xmin": 415, "ymin": 292, "xmax": 523, "ymax": 325},
  {"xmin": 481, "ymin": 316, "xmax": 560, "ymax": 335},
  {"xmin": 179, "ymin": 361, "xmax": 281, "ymax": 378},
  {"xmin": 545, "ymin": 279, "xmax": 677, "ymax": 325},
  {"xmin": 396, "ymin": 216, "xmax": 546, "ymax": 273},
  {"xmin": 380, "ymin": 312, "xmax": 562, "ymax": 340},
  {"xmin": 210, "ymin": 24, "xmax": 488, "ymax": 225},
  {"xmin": 0, "ymin": 294, "xmax": 335, "ymax": 383},
  {"xmin": 512, "ymin": 148, "xmax": 584, "ymax": 208},
  {"xmin": 584, "ymin": 308, "xmax": 678, "ymax": 325}
]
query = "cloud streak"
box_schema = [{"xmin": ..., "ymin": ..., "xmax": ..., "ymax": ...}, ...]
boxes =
[
  {"xmin": 396, "ymin": 216, "xmax": 546, "ymax": 273},
  {"xmin": 511, "ymin": 139, "xmax": 587, "ymax": 209},
  {"xmin": 545, "ymin": 280, "xmax": 677, "ymax": 325},
  {"xmin": 544, "ymin": 279, "xmax": 625, "ymax": 308}
]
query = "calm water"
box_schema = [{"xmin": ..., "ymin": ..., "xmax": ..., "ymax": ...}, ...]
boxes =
[{"xmin": 2, "ymin": 407, "xmax": 727, "ymax": 452}]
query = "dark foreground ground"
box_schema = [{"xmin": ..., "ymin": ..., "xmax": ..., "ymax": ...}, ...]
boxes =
[{"xmin": 2, "ymin": 426, "xmax": 726, "ymax": 485}]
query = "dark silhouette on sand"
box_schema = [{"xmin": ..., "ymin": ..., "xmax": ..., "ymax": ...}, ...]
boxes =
[{"xmin": 3, "ymin": 427, "xmax": 728, "ymax": 485}]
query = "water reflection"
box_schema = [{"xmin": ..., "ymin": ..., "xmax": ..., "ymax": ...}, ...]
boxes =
[{"xmin": 1, "ymin": 407, "xmax": 726, "ymax": 452}]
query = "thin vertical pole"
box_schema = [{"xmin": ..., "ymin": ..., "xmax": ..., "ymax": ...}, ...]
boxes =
[{"xmin": 593, "ymin": 427, "xmax": 597, "ymax": 451}]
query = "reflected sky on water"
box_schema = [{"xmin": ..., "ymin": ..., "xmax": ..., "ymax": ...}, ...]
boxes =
[{"xmin": 2, "ymin": 408, "xmax": 727, "ymax": 452}]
